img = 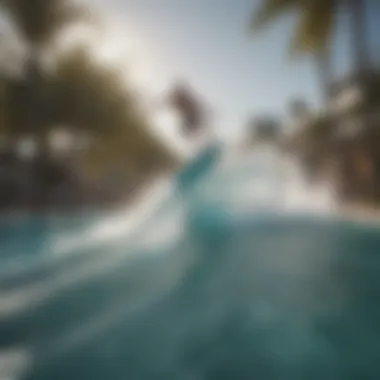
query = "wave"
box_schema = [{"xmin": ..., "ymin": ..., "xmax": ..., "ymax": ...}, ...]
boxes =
[{"xmin": 0, "ymin": 146, "xmax": 338, "ymax": 279}]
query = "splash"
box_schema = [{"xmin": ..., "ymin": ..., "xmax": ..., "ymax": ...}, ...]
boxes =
[
  {"xmin": 195, "ymin": 146, "xmax": 337, "ymax": 217},
  {"xmin": 0, "ymin": 144, "xmax": 338, "ymax": 318}
]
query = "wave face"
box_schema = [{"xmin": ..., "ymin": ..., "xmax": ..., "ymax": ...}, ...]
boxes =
[{"xmin": 2, "ymin": 147, "xmax": 380, "ymax": 380}]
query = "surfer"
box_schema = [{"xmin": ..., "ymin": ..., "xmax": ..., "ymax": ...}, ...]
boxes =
[
  {"xmin": 165, "ymin": 79, "xmax": 221, "ymax": 191},
  {"xmin": 167, "ymin": 79, "xmax": 209, "ymax": 139}
]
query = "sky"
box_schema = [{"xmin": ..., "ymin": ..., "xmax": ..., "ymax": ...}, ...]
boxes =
[{"xmin": 88, "ymin": 0, "xmax": 379, "ymax": 145}]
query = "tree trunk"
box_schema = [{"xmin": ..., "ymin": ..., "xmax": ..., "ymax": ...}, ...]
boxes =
[
  {"xmin": 25, "ymin": 53, "xmax": 42, "ymax": 142},
  {"xmin": 316, "ymin": 49, "xmax": 330, "ymax": 107},
  {"xmin": 24, "ymin": 50, "xmax": 51, "ymax": 158},
  {"xmin": 350, "ymin": 0, "xmax": 370, "ymax": 72},
  {"xmin": 24, "ymin": 50, "xmax": 56, "ymax": 207}
]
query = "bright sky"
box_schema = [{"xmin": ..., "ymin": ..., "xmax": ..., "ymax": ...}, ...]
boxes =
[
  {"xmin": 90, "ymin": 0, "xmax": 314, "ymax": 144},
  {"xmin": 76, "ymin": 0, "xmax": 380, "ymax": 146}
]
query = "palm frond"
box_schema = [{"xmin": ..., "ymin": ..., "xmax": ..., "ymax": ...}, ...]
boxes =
[
  {"xmin": 289, "ymin": 0, "xmax": 335, "ymax": 56},
  {"xmin": 249, "ymin": 0, "xmax": 300, "ymax": 33},
  {"xmin": 2, "ymin": 0, "xmax": 94, "ymax": 46}
]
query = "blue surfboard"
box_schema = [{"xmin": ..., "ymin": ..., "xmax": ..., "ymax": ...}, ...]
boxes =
[{"xmin": 175, "ymin": 143, "xmax": 221, "ymax": 193}]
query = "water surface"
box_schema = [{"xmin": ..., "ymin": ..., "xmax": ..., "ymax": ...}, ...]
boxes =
[{"xmin": 1, "ymin": 149, "xmax": 379, "ymax": 380}]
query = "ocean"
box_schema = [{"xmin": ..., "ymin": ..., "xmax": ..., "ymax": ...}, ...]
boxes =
[{"xmin": 1, "ymin": 147, "xmax": 380, "ymax": 380}]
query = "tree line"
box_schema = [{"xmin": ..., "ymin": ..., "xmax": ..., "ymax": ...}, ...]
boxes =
[
  {"xmin": 0, "ymin": 0, "xmax": 177, "ymax": 209},
  {"xmin": 249, "ymin": 0, "xmax": 380, "ymax": 203}
]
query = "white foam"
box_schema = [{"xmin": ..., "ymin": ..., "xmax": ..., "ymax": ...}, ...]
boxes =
[
  {"xmin": 0, "ymin": 178, "xmax": 179, "ymax": 317},
  {"xmin": 0, "ymin": 349, "xmax": 31, "ymax": 380},
  {"xmin": 0, "ymin": 147, "xmax": 338, "ymax": 318},
  {"xmin": 209, "ymin": 148, "xmax": 337, "ymax": 216}
]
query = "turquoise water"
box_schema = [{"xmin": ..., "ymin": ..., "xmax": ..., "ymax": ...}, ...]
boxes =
[{"xmin": 2, "ymin": 147, "xmax": 380, "ymax": 380}]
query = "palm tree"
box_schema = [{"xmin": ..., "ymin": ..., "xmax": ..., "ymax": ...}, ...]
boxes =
[
  {"xmin": 250, "ymin": 0, "xmax": 370, "ymax": 103},
  {"xmin": 349, "ymin": 0, "xmax": 370, "ymax": 72},
  {"xmin": 45, "ymin": 46, "xmax": 178, "ymax": 181},
  {"xmin": 0, "ymin": 0, "xmax": 91, "ymax": 157},
  {"xmin": 288, "ymin": 98, "xmax": 310, "ymax": 121},
  {"xmin": 247, "ymin": 115, "xmax": 281, "ymax": 146},
  {"xmin": 0, "ymin": 43, "xmax": 178, "ymax": 206}
]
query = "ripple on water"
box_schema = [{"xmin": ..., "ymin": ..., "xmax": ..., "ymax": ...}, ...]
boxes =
[{"xmin": 3, "ymin": 150, "xmax": 380, "ymax": 379}]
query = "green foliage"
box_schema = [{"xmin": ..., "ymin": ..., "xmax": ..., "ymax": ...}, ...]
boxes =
[
  {"xmin": 362, "ymin": 71, "xmax": 380, "ymax": 112},
  {"xmin": 250, "ymin": 0, "xmax": 299, "ymax": 33},
  {"xmin": 287, "ymin": 112, "xmax": 333, "ymax": 160},
  {"xmin": 48, "ymin": 47, "xmax": 137, "ymax": 132},
  {"xmin": 0, "ymin": 2, "xmax": 177, "ymax": 186},
  {"xmin": 249, "ymin": 115, "xmax": 281, "ymax": 143},
  {"xmin": 250, "ymin": 0, "xmax": 336, "ymax": 55},
  {"xmin": 1, "ymin": 0, "xmax": 92, "ymax": 47},
  {"xmin": 302, "ymin": 114, "xmax": 332, "ymax": 143},
  {"xmin": 45, "ymin": 46, "xmax": 178, "ymax": 178}
]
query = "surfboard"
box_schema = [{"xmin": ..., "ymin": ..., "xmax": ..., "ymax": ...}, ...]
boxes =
[{"xmin": 175, "ymin": 143, "xmax": 222, "ymax": 192}]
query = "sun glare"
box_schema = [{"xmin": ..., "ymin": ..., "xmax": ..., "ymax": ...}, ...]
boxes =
[
  {"xmin": 57, "ymin": 16, "xmax": 156, "ymax": 90},
  {"xmin": 56, "ymin": 12, "xmax": 184, "ymax": 152}
]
